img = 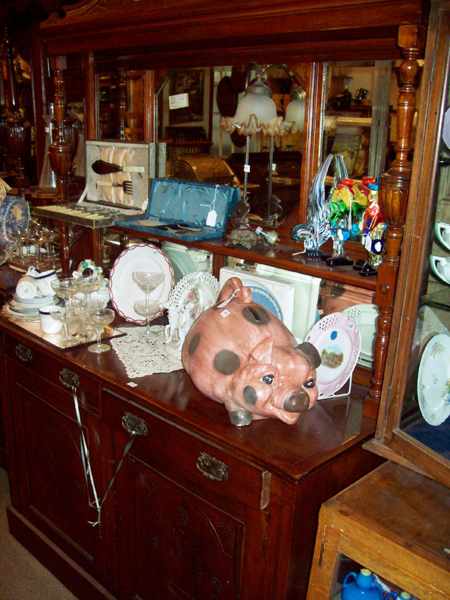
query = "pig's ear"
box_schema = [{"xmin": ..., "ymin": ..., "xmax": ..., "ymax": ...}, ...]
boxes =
[
  {"xmin": 296, "ymin": 342, "xmax": 321, "ymax": 368},
  {"xmin": 250, "ymin": 337, "xmax": 273, "ymax": 364}
]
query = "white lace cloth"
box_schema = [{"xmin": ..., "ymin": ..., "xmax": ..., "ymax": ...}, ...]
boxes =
[{"xmin": 111, "ymin": 326, "xmax": 183, "ymax": 379}]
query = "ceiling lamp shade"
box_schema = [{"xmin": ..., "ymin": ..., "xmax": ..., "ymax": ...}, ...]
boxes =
[
  {"xmin": 284, "ymin": 89, "xmax": 306, "ymax": 133},
  {"xmin": 221, "ymin": 75, "xmax": 283, "ymax": 136}
]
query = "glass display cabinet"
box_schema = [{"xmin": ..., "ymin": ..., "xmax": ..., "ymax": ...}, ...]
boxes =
[{"xmin": 366, "ymin": 0, "xmax": 450, "ymax": 489}]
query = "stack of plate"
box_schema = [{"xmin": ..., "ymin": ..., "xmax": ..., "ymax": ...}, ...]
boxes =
[{"xmin": 8, "ymin": 295, "xmax": 55, "ymax": 318}]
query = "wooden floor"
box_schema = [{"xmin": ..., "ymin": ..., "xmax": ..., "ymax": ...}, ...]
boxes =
[{"xmin": 0, "ymin": 468, "xmax": 77, "ymax": 600}]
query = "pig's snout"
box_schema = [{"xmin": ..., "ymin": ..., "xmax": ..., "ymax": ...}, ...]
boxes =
[{"xmin": 283, "ymin": 391, "xmax": 310, "ymax": 413}]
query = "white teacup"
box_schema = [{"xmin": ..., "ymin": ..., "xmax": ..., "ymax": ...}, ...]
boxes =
[
  {"xmin": 16, "ymin": 275, "xmax": 39, "ymax": 301},
  {"xmin": 39, "ymin": 305, "xmax": 63, "ymax": 334},
  {"xmin": 430, "ymin": 255, "xmax": 450, "ymax": 285},
  {"xmin": 34, "ymin": 271, "xmax": 58, "ymax": 297},
  {"xmin": 435, "ymin": 222, "xmax": 450, "ymax": 251}
]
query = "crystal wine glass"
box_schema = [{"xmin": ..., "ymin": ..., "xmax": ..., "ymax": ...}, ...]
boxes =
[
  {"xmin": 88, "ymin": 307, "xmax": 115, "ymax": 353},
  {"xmin": 132, "ymin": 271, "xmax": 164, "ymax": 336},
  {"xmin": 51, "ymin": 277, "xmax": 82, "ymax": 342}
]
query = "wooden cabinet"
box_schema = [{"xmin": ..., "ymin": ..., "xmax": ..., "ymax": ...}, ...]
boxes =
[
  {"xmin": 2, "ymin": 334, "xmax": 117, "ymax": 597},
  {"xmin": 103, "ymin": 387, "xmax": 276, "ymax": 599},
  {"xmin": 306, "ymin": 461, "xmax": 450, "ymax": 600},
  {"xmin": 0, "ymin": 321, "xmax": 381, "ymax": 599}
]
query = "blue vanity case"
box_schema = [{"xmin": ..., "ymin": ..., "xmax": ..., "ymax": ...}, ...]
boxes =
[{"xmin": 115, "ymin": 177, "xmax": 240, "ymax": 241}]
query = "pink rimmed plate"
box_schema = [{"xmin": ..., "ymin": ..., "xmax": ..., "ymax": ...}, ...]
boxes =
[
  {"xmin": 305, "ymin": 312, "xmax": 361, "ymax": 398},
  {"xmin": 109, "ymin": 243, "xmax": 174, "ymax": 323}
]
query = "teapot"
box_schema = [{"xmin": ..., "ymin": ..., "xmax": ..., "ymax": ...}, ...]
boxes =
[{"xmin": 341, "ymin": 568, "xmax": 384, "ymax": 600}]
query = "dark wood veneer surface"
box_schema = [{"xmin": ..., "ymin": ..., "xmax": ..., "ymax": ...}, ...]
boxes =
[{"xmin": 1, "ymin": 317, "xmax": 374, "ymax": 482}]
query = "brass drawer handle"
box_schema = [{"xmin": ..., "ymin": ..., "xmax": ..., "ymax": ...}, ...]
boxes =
[
  {"xmin": 59, "ymin": 368, "xmax": 80, "ymax": 390},
  {"xmin": 121, "ymin": 412, "xmax": 149, "ymax": 437},
  {"xmin": 15, "ymin": 343, "xmax": 33, "ymax": 363},
  {"xmin": 196, "ymin": 452, "xmax": 229, "ymax": 482}
]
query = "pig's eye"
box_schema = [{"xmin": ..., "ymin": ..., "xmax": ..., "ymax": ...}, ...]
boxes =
[
  {"xmin": 303, "ymin": 379, "xmax": 315, "ymax": 389},
  {"xmin": 262, "ymin": 374, "xmax": 274, "ymax": 385}
]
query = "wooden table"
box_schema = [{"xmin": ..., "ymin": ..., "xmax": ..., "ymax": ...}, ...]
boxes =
[{"xmin": 307, "ymin": 461, "xmax": 450, "ymax": 600}]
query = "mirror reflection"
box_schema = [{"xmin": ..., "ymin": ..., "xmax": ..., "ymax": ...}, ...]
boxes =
[
  {"xmin": 93, "ymin": 60, "xmax": 396, "ymax": 227},
  {"xmin": 323, "ymin": 60, "xmax": 393, "ymax": 179}
]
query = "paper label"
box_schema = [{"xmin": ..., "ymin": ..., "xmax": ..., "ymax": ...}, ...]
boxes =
[
  {"xmin": 206, "ymin": 209, "xmax": 217, "ymax": 227},
  {"xmin": 244, "ymin": 164, "xmax": 251, "ymax": 173},
  {"xmin": 169, "ymin": 93, "xmax": 189, "ymax": 110}
]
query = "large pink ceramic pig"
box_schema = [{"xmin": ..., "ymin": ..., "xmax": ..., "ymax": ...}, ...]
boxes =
[{"xmin": 181, "ymin": 277, "xmax": 321, "ymax": 427}]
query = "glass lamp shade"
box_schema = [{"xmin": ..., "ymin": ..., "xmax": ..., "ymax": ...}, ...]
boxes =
[
  {"xmin": 232, "ymin": 76, "xmax": 278, "ymax": 135},
  {"xmin": 285, "ymin": 89, "xmax": 306, "ymax": 133}
]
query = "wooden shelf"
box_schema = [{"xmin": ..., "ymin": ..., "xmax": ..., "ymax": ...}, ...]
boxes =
[{"xmin": 112, "ymin": 227, "xmax": 377, "ymax": 290}]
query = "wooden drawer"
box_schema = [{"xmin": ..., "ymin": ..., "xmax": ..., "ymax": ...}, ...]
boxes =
[
  {"xmin": 103, "ymin": 388, "xmax": 269, "ymax": 511},
  {"xmin": 4, "ymin": 334, "xmax": 100, "ymax": 414}
]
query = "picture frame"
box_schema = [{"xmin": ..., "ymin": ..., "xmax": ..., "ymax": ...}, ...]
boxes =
[{"xmin": 169, "ymin": 68, "xmax": 205, "ymax": 125}]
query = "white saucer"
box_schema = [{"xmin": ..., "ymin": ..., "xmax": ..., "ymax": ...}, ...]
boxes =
[{"xmin": 417, "ymin": 333, "xmax": 450, "ymax": 426}]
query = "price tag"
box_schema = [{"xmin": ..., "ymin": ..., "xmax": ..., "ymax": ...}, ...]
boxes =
[
  {"xmin": 244, "ymin": 164, "xmax": 251, "ymax": 173},
  {"xmin": 206, "ymin": 209, "xmax": 217, "ymax": 227},
  {"xmin": 169, "ymin": 93, "xmax": 189, "ymax": 110}
]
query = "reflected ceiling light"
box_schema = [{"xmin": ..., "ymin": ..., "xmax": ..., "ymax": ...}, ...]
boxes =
[
  {"xmin": 232, "ymin": 75, "xmax": 278, "ymax": 135},
  {"xmin": 220, "ymin": 65, "xmax": 305, "ymax": 226},
  {"xmin": 284, "ymin": 88, "xmax": 306, "ymax": 134}
]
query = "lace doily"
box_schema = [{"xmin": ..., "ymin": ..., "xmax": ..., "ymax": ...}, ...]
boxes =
[
  {"xmin": 111, "ymin": 326, "xmax": 182, "ymax": 379},
  {"xmin": 165, "ymin": 271, "xmax": 219, "ymax": 347}
]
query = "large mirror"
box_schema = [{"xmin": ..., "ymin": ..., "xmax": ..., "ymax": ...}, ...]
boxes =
[
  {"xmin": 322, "ymin": 60, "xmax": 394, "ymax": 179},
  {"xmin": 91, "ymin": 59, "xmax": 396, "ymax": 227}
]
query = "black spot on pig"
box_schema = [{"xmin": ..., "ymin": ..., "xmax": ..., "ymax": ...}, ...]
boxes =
[
  {"xmin": 213, "ymin": 350, "xmax": 241, "ymax": 375},
  {"xmin": 242, "ymin": 305, "xmax": 270, "ymax": 325},
  {"xmin": 188, "ymin": 333, "xmax": 201, "ymax": 355},
  {"xmin": 295, "ymin": 342, "xmax": 321, "ymax": 369},
  {"xmin": 243, "ymin": 385, "xmax": 257, "ymax": 405}
]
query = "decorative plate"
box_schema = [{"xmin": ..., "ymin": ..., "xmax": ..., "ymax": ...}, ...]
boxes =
[
  {"xmin": 0, "ymin": 195, "xmax": 30, "ymax": 244},
  {"xmin": 443, "ymin": 107, "xmax": 450, "ymax": 149},
  {"xmin": 13, "ymin": 294, "xmax": 55, "ymax": 306},
  {"xmin": 417, "ymin": 333, "xmax": 450, "ymax": 426},
  {"xmin": 109, "ymin": 244, "xmax": 174, "ymax": 323},
  {"xmin": 165, "ymin": 272, "xmax": 219, "ymax": 346},
  {"xmin": 305, "ymin": 312, "xmax": 361, "ymax": 398},
  {"xmin": 161, "ymin": 242, "xmax": 210, "ymax": 282},
  {"xmin": 343, "ymin": 303, "xmax": 378, "ymax": 366},
  {"xmin": 247, "ymin": 284, "xmax": 283, "ymax": 320}
]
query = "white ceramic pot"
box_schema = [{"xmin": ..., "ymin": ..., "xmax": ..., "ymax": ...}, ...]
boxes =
[
  {"xmin": 16, "ymin": 275, "xmax": 39, "ymax": 300},
  {"xmin": 39, "ymin": 305, "xmax": 63, "ymax": 334}
]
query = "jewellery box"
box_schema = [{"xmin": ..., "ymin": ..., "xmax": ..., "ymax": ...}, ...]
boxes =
[
  {"xmin": 33, "ymin": 140, "xmax": 150, "ymax": 229},
  {"xmin": 115, "ymin": 177, "xmax": 240, "ymax": 241}
]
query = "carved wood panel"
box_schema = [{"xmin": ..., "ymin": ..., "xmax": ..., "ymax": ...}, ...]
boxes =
[
  {"xmin": 7, "ymin": 363, "xmax": 105, "ymax": 579},
  {"xmin": 116, "ymin": 458, "xmax": 243, "ymax": 599}
]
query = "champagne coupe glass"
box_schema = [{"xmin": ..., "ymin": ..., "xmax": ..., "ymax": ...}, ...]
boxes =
[
  {"xmin": 88, "ymin": 307, "xmax": 115, "ymax": 353},
  {"xmin": 78, "ymin": 271, "xmax": 101, "ymax": 310},
  {"xmin": 50, "ymin": 277, "xmax": 82, "ymax": 342},
  {"xmin": 132, "ymin": 271, "xmax": 164, "ymax": 337}
]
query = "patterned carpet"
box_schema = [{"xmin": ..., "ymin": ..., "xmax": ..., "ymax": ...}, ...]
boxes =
[{"xmin": 0, "ymin": 468, "xmax": 77, "ymax": 600}]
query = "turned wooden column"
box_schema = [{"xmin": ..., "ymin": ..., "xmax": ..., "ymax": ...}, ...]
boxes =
[
  {"xmin": 48, "ymin": 56, "xmax": 73, "ymax": 275},
  {"xmin": 48, "ymin": 55, "xmax": 72, "ymax": 203},
  {"xmin": 118, "ymin": 68, "xmax": 127, "ymax": 142},
  {"xmin": 369, "ymin": 25, "xmax": 423, "ymax": 406}
]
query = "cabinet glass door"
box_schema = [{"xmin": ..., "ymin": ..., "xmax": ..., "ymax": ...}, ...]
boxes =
[
  {"xmin": 400, "ymin": 81, "xmax": 450, "ymax": 460},
  {"xmin": 369, "ymin": 0, "xmax": 450, "ymax": 489}
]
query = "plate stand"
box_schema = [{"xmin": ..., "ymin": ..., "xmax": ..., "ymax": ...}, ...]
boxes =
[{"xmin": 319, "ymin": 373, "xmax": 353, "ymax": 400}]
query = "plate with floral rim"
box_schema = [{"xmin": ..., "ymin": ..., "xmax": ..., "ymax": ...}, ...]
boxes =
[
  {"xmin": 305, "ymin": 312, "xmax": 361, "ymax": 398},
  {"xmin": 417, "ymin": 333, "xmax": 450, "ymax": 426},
  {"xmin": 109, "ymin": 243, "xmax": 174, "ymax": 323}
]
